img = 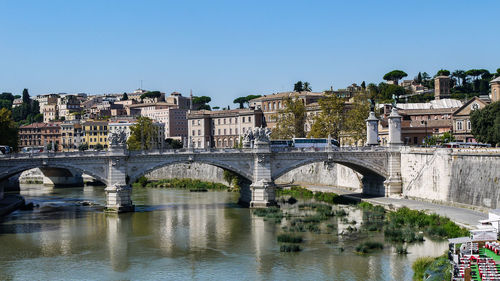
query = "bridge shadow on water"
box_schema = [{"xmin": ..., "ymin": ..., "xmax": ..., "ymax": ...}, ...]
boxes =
[{"xmin": 134, "ymin": 202, "xmax": 243, "ymax": 212}]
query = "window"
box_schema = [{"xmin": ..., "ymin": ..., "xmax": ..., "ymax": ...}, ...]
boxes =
[
  {"xmin": 235, "ymin": 128, "xmax": 238, "ymax": 135},
  {"xmin": 457, "ymin": 121, "xmax": 463, "ymax": 131},
  {"xmin": 248, "ymin": 117, "xmax": 252, "ymax": 123},
  {"xmin": 197, "ymin": 120, "xmax": 200, "ymax": 125},
  {"xmin": 242, "ymin": 117, "xmax": 245, "ymax": 123},
  {"xmin": 224, "ymin": 129, "xmax": 226, "ymax": 135},
  {"xmin": 218, "ymin": 129, "xmax": 221, "ymax": 135},
  {"xmin": 192, "ymin": 130, "xmax": 195, "ymax": 136},
  {"xmin": 414, "ymin": 137, "xmax": 418, "ymax": 144},
  {"xmin": 229, "ymin": 128, "xmax": 232, "ymax": 135},
  {"xmin": 467, "ymin": 120, "xmax": 471, "ymax": 131},
  {"xmin": 218, "ymin": 119, "xmax": 220, "ymax": 125},
  {"xmin": 198, "ymin": 129, "xmax": 201, "ymax": 135}
]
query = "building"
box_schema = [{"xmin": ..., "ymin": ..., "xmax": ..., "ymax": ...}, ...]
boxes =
[
  {"xmin": 452, "ymin": 97, "xmax": 489, "ymax": 143},
  {"xmin": 82, "ymin": 121, "xmax": 109, "ymax": 149},
  {"xmin": 57, "ymin": 95, "xmax": 81, "ymax": 121},
  {"xmin": 61, "ymin": 121, "xmax": 83, "ymax": 151},
  {"xmin": 491, "ymin": 76, "xmax": 500, "ymax": 103},
  {"xmin": 35, "ymin": 94, "xmax": 59, "ymax": 110},
  {"xmin": 187, "ymin": 108, "xmax": 263, "ymax": 148},
  {"xmin": 12, "ymin": 98, "xmax": 23, "ymax": 108},
  {"xmin": 43, "ymin": 104, "xmax": 59, "ymax": 123},
  {"xmin": 378, "ymin": 99, "xmax": 463, "ymax": 145},
  {"xmin": 108, "ymin": 119, "xmax": 165, "ymax": 148},
  {"xmin": 18, "ymin": 123, "xmax": 45, "ymax": 148},
  {"xmin": 249, "ymin": 91, "xmax": 324, "ymax": 129},
  {"xmin": 165, "ymin": 92, "xmax": 191, "ymax": 109},
  {"xmin": 434, "ymin": 76, "xmax": 450, "ymax": 100}
]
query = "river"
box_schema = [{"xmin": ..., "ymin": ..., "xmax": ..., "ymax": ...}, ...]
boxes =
[{"xmin": 0, "ymin": 185, "xmax": 448, "ymax": 280}]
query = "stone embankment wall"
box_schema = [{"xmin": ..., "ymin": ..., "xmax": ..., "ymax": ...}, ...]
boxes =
[
  {"xmin": 145, "ymin": 162, "xmax": 362, "ymax": 190},
  {"xmin": 18, "ymin": 168, "xmax": 84, "ymax": 187},
  {"xmin": 401, "ymin": 147, "xmax": 500, "ymax": 209}
]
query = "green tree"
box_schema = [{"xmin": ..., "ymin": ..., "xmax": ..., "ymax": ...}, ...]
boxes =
[
  {"xmin": 415, "ymin": 72, "xmax": 422, "ymax": 84},
  {"xmin": 140, "ymin": 91, "xmax": 161, "ymax": 100},
  {"xmin": 439, "ymin": 132, "xmax": 455, "ymax": 143},
  {"xmin": 436, "ymin": 69, "xmax": 450, "ymax": 76},
  {"xmin": 233, "ymin": 97, "xmax": 247, "ymax": 109},
  {"xmin": 470, "ymin": 101, "xmax": 500, "ymax": 146},
  {"xmin": 308, "ymin": 93, "xmax": 345, "ymax": 140},
  {"xmin": 78, "ymin": 143, "xmax": 89, "ymax": 151},
  {"xmin": 345, "ymin": 92, "xmax": 370, "ymax": 145},
  {"xmin": 192, "ymin": 96, "xmax": 211, "ymax": 110},
  {"xmin": 0, "ymin": 108, "xmax": 19, "ymax": 150},
  {"xmin": 122, "ymin": 92, "xmax": 128, "ymax": 100},
  {"xmin": 22, "ymin": 88, "xmax": 30, "ymax": 104},
  {"xmin": 303, "ymin": 82, "xmax": 312, "ymax": 91},
  {"xmin": 271, "ymin": 97, "xmax": 306, "ymax": 139},
  {"xmin": 383, "ymin": 70, "xmax": 408, "ymax": 84},
  {"xmin": 452, "ymin": 70, "xmax": 466, "ymax": 86},
  {"xmin": 360, "ymin": 81, "xmax": 366, "ymax": 89},
  {"xmin": 294, "ymin": 81, "xmax": 304, "ymax": 92},
  {"xmin": 165, "ymin": 138, "xmax": 183, "ymax": 149},
  {"xmin": 127, "ymin": 117, "xmax": 159, "ymax": 150},
  {"xmin": 95, "ymin": 143, "xmax": 104, "ymax": 151}
]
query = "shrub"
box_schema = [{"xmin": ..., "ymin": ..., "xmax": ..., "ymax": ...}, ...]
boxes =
[
  {"xmin": 137, "ymin": 176, "xmax": 148, "ymax": 187},
  {"xmin": 395, "ymin": 245, "xmax": 408, "ymax": 255},
  {"xmin": 280, "ymin": 244, "xmax": 302, "ymax": 252},
  {"xmin": 277, "ymin": 234, "xmax": 303, "ymax": 243},
  {"xmin": 355, "ymin": 241, "xmax": 384, "ymax": 254},
  {"xmin": 412, "ymin": 257, "xmax": 435, "ymax": 280}
]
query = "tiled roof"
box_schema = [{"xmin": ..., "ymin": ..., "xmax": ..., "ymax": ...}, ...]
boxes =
[{"xmin": 249, "ymin": 91, "xmax": 324, "ymax": 102}]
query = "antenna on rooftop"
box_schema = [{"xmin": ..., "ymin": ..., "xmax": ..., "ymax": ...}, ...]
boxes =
[{"xmin": 190, "ymin": 89, "xmax": 193, "ymax": 110}]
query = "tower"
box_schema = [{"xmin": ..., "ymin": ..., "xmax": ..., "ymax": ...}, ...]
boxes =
[
  {"xmin": 434, "ymin": 76, "xmax": 450, "ymax": 100},
  {"xmin": 490, "ymin": 76, "xmax": 500, "ymax": 103},
  {"xmin": 366, "ymin": 111, "xmax": 379, "ymax": 146}
]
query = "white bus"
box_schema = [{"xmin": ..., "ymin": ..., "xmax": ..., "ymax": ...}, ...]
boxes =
[{"xmin": 292, "ymin": 138, "xmax": 339, "ymax": 148}]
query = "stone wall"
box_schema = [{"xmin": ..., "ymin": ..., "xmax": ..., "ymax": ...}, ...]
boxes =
[
  {"xmin": 401, "ymin": 147, "xmax": 500, "ymax": 209},
  {"xmin": 145, "ymin": 162, "xmax": 362, "ymax": 191}
]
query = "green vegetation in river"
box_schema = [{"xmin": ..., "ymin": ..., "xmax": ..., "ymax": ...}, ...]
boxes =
[
  {"xmin": 412, "ymin": 254, "xmax": 451, "ymax": 281},
  {"xmin": 133, "ymin": 177, "xmax": 233, "ymax": 191}
]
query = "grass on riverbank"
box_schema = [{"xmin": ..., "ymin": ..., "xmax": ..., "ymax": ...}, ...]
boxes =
[
  {"xmin": 385, "ymin": 206, "xmax": 469, "ymax": 240},
  {"xmin": 412, "ymin": 254, "xmax": 451, "ymax": 281},
  {"xmin": 132, "ymin": 177, "xmax": 231, "ymax": 191}
]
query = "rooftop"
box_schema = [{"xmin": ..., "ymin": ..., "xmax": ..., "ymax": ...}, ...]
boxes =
[{"xmin": 396, "ymin": 98, "xmax": 463, "ymax": 110}]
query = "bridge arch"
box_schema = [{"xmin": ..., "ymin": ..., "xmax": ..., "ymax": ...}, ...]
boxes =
[
  {"xmin": 128, "ymin": 158, "xmax": 253, "ymax": 185},
  {"xmin": 272, "ymin": 156, "xmax": 388, "ymax": 196},
  {"xmin": 0, "ymin": 163, "xmax": 108, "ymax": 186}
]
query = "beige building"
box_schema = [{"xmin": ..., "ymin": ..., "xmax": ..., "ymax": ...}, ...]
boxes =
[
  {"xmin": 61, "ymin": 121, "xmax": 83, "ymax": 150},
  {"xmin": 57, "ymin": 95, "xmax": 81, "ymax": 120},
  {"xmin": 490, "ymin": 76, "xmax": 500, "ymax": 103},
  {"xmin": 187, "ymin": 108, "xmax": 263, "ymax": 148},
  {"xmin": 249, "ymin": 91, "xmax": 324, "ymax": 129},
  {"xmin": 43, "ymin": 104, "xmax": 59, "ymax": 123},
  {"xmin": 452, "ymin": 97, "xmax": 489, "ymax": 143}
]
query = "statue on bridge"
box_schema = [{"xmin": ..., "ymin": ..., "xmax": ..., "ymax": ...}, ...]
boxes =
[
  {"xmin": 109, "ymin": 129, "xmax": 127, "ymax": 147},
  {"xmin": 253, "ymin": 127, "xmax": 271, "ymax": 143}
]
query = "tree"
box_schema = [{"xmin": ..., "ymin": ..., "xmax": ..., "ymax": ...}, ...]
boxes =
[
  {"xmin": 439, "ymin": 132, "xmax": 455, "ymax": 143},
  {"xmin": 415, "ymin": 72, "xmax": 422, "ymax": 84},
  {"xmin": 470, "ymin": 101, "xmax": 500, "ymax": 146},
  {"xmin": 436, "ymin": 69, "xmax": 450, "ymax": 77},
  {"xmin": 383, "ymin": 70, "xmax": 408, "ymax": 84},
  {"xmin": 95, "ymin": 143, "xmax": 104, "ymax": 151},
  {"xmin": 192, "ymin": 96, "xmax": 211, "ymax": 110},
  {"xmin": 303, "ymin": 82, "xmax": 312, "ymax": 91},
  {"xmin": 360, "ymin": 81, "xmax": 366, "ymax": 89},
  {"xmin": 0, "ymin": 92, "xmax": 14, "ymax": 109},
  {"xmin": 345, "ymin": 92, "xmax": 370, "ymax": 145},
  {"xmin": 140, "ymin": 91, "xmax": 161, "ymax": 100},
  {"xmin": 165, "ymin": 138, "xmax": 183, "ymax": 149},
  {"xmin": 233, "ymin": 97, "xmax": 247, "ymax": 109},
  {"xmin": 127, "ymin": 117, "xmax": 158, "ymax": 150},
  {"xmin": 294, "ymin": 81, "xmax": 304, "ymax": 92},
  {"xmin": 0, "ymin": 108, "xmax": 18, "ymax": 150},
  {"xmin": 271, "ymin": 97, "xmax": 306, "ymax": 139},
  {"xmin": 377, "ymin": 83, "xmax": 406, "ymax": 101},
  {"xmin": 122, "ymin": 92, "xmax": 128, "ymax": 100},
  {"xmin": 308, "ymin": 93, "xmax": 345, "ymax": 140},
  {"xmin": 452, "ymin": 70, "xmax": 466, "ymax": 86},
  {"xmin": 22, "ymin": 88, "xmax": 30, "ymax": 104},
  {"xmin": 78, "ymin": 143, "xmax": 89, "ymax": 151}
]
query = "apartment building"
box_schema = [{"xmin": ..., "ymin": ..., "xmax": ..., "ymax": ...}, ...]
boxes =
[
  {"xmin": 61, "ymin": 121, "xmax": 83, "ymax": 150},
  {"xmin": 82, "ymin": 121, "xmax": 109, "ymax": 149},
  {"xmin": 187, "ymin": 108, "xmax": 263, "ymax": 148},
  {"xmin": 108, "ymin": 118, "xmax": 165, "ymax": 148}
]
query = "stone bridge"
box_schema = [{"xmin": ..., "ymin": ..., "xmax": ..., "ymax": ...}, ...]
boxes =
[
  {"xmin": 0, "ymin": 109, "xmax": 405, "ymax": 212},
  {"xmin": 0, "ymin": 144, "xmax": 402, "ymax": 212}
]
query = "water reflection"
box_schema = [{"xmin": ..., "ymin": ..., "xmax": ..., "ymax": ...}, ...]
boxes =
[{"xmin": 0, "ymin": 186, "xmax": 449, "ymax": 280}]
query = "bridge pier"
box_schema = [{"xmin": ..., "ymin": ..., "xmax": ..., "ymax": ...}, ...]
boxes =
[
  {"xmin": 105, "ymin": 146, "xmax": 135, "ymax": 213},
  {"xmin": 249, "ymin": 140, "xmax": 276, "ymax": 208}
]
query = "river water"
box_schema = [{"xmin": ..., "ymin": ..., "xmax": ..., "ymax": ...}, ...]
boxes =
[{"xmin": 0, "ymin": 186, "xmax": 448, "ymax": 281}]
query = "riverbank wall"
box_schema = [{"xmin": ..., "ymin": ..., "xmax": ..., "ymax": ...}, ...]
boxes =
[{"xmin": 401, "ymin": 147, "xmax": 500, "ymax": 209}]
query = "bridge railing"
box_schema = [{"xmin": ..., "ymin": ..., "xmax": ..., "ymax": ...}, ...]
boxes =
[{"xmin": 270, "ymin": 146, "xmax": 389, "ymax": 153}]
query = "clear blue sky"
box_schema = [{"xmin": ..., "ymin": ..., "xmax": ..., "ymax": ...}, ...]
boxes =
[{"xmin": 1, "ymin": 0, "xmax": 499, "ymax": 107}]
